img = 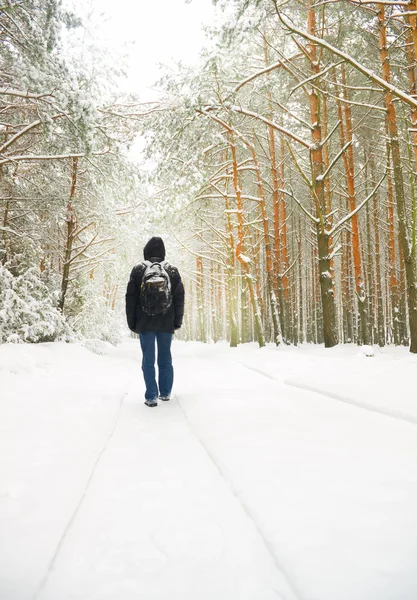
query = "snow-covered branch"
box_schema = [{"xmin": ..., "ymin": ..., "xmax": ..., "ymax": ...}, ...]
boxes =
[
  {"xmin": 228, "ymin": 106, "xmax": 310, "ymax": 148},
  {"xmin": 0, "ymin": 88, "xmax": 53, "ymax": 99},
  {"xmin": 279, "ymin": 188, "xmax": 320, "ymax": 224},
  {"xmin": 278, "ymin": 12, "xmax": 417, "ymax": 111},
  {"xmin": 0, "ymin": 150, "xmax": 110, "ymax": 166},
  {"xmin": 232, "ymin": 53, "xmax": 302, "ymax": 94},
  {"xmin": 290, "ymin": 61, "xmax": 344, "ymax": 96},
  {"xmin": 318, "ymin": 141, "xmax": 352, "ymax": 183},
  {"xmin": 0, "ymin": 114, "xmax": 64, "ymax": 154},
  {"xmin": 328, "ymin": 172, "xmax": 387, "ymax": 238}
]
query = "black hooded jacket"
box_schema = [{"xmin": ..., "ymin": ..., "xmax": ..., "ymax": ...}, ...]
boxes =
[{"xmin": 125, "ymin": 237, "xmax": 185, "ymax": 334}]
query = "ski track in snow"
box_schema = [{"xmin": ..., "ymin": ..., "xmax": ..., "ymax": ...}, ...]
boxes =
[
  {"xmin": 176, "ymin": 395, "xmax": 303, "ymax": 600},
  {"xmin": 32, "ymin": 383, "xmax": 132, "ymax": 600},
  {"xmin": 236, "ymin": 361, "xmax": 417, "ymax": 427},
  {"xmin": 283, "ymin": 379, "xmax": 417, "ymax": 427}
]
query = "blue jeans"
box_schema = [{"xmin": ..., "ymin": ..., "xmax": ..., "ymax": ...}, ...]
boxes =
[{"xmin": 139, "ymin": 332, "xmax": 173, "ymax": 400}]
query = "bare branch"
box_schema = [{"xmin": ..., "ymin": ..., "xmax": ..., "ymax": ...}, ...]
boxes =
[{"xmin": 279, "ymin": 188, "xmax": 320, "ymax": 224}]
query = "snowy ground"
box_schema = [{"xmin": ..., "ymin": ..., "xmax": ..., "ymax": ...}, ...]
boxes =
[{"xmin": 1, "ymin": 338, "xmax": 417, "ymax": 600}]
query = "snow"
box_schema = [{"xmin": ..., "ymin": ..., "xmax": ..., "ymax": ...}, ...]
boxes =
[
  {"xmin": 1, "ymin": 339, "xmax": 417, "ymax": 600},
  {"xmin": 320, "ymin": 270, "xmax": 332, "ymax": 279}
]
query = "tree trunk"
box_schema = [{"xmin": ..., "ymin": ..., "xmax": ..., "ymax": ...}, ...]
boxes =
[
  {"xmin": 1, "ymin": 127, "xmax": 10, "ymax": 265},
  {"xmin": 196, "ymin": 255, "xmax": 206, "ymax": 342},
  {"xmin": 337, "ymin": 65, "xmax": 370, "ymax": 345},
  {"xmin": 370, "ymin": 153, "xmax": 386, "ymax": 346},
  {"xmin": 386, "ymin": 159, "xmax": 400, "ymax": 344},
  {"xmin": 59, "ymin": 157, "xmax": 78, "ymax": 312},
  {"xmin": 263, "ymin": 37, "xmax": 288, "ymax": 343},
  {"xmin": 229, "ymin": 132, "xmax": 265, "ymax": 347},
  {"xmin": 278, "ymin": 135, "xmax": 290, "ymax": 340},
  {"xmin": 251, "ymin": 134, "xmax": 282, "ymax": 344},
  {"xmin": 223, "ymin": 166, "xmax": 239, "ymax": 347},
  {"xmin": 379, "ymin": 4, "xmax": 417, "ymax": 353},
  {"xmin": 298, "ymin": 224, "xmax": 304, "ymax": 343},
  {"xmin": 307, "ymin": 3, "xmax": 338, "ymax": 347}
]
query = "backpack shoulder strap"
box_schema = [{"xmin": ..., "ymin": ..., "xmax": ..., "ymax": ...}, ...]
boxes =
[{"xmin": 142, "ymin": 260, "xmax": 158, "ymax": 274}]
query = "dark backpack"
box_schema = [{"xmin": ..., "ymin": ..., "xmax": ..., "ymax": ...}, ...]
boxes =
[{"xmin": 140, "ymin": 261, "xmax": 172, "ymax": 316}]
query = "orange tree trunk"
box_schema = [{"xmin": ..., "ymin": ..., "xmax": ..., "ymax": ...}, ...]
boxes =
[
  {"xmin": 229, "ymin": 130, "xmax": 265, "ymax": 347},
  {"xmin": 379, "ymin": 4, "xmax": 417, "ymax": 352},
  {"xmin": 405, "ymin": 26, "xmax": 417, "ymax": 293},
  {"xmin": 405, "ymin": 1, "xmax": 417, "ymax": 65}
]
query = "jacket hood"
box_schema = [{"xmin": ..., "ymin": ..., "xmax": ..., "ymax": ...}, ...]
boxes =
[{"xmin": 143, "ymin": 236, "xmax": 166, "ymax": 261}]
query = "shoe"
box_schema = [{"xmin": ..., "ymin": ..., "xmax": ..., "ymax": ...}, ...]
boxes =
[
  {"xmin": 159, "ymin": 395, "xmax": 171, "ymax": 402},
  {"xmin": 144, "ymin": 398, "xmax": 158, "ymax": 407}
]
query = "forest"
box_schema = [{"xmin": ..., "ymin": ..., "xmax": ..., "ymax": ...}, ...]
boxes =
[{"xmin": 2, "ymin": 0, "xmax": 417, "ymax": 354}]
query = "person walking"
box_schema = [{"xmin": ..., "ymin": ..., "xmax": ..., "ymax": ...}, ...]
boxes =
[{"xmin": 125, "ymin": 236, "xmax": 184, "ymax": 407}]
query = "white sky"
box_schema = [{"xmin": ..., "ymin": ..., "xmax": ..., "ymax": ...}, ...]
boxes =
[{"xmin": 65, "ymin": 0, "xmax": 217, "ymax": 101}]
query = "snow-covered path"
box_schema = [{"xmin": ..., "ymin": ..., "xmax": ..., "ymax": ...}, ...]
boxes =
[
  {"xmin": 1, "ymin": 339, "xmax": 417, "ymax": 600},
  {"xmin": 33, "ymin": 375, "xmax": 298, "ymax": 600}
]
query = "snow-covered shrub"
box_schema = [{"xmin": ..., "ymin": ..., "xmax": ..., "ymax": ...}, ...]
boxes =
[
  {"xmin": 0, "ymin": 265, "xmax": 71, "ymax": 343},
  {"xmin": 68, "ymin": 290, "xmax": 123, "ymax": 346},
  {"xmin": 81, "ymin": 338, "xmax": 112, "ymax": 355}
]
